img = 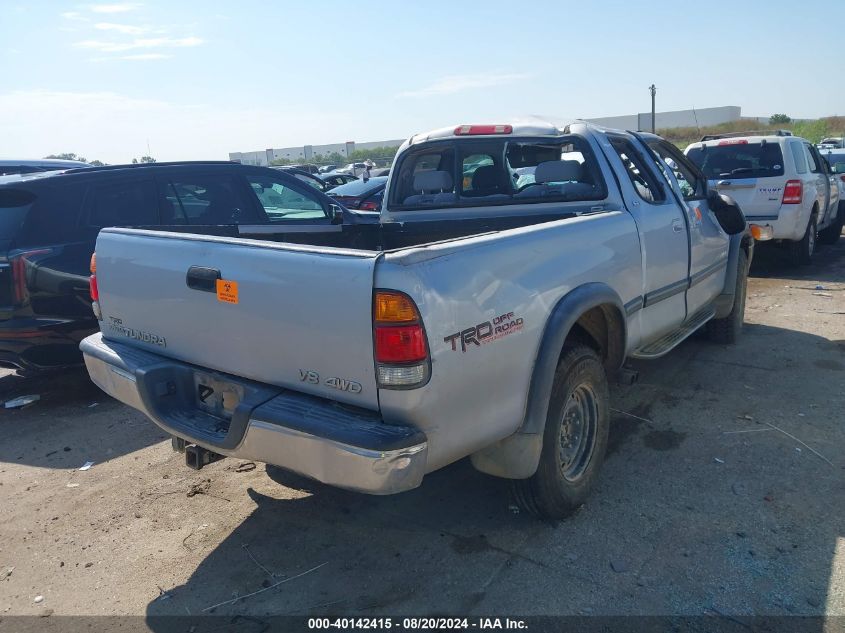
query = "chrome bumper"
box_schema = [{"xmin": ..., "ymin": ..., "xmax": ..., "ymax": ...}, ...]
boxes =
[{"xmin": 80, "ymin": 332, "xmax": 427, "ymax": 495}]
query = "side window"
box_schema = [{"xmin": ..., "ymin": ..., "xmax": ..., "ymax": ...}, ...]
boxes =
[
  {"xmin": 805, "ymin": 145, "xmax": 820, "ymax": 173},
  {"xmin": 246, "ymin": 175, "xmax": 328, "ymax": 222},
  {"xmin": 158, "ymin": 174, "xmax": 256, "ymax": 225},
  {"xmin": 648, "ymin": 140, "xmax": 704, "ymax": 200},
  {"xmin": 809, "ymin": 146, "xmax": 828, "ymax": 174},
  {"xmin": 461, "ymin": 153, "xmax": 496, "ymax": 195},
  {"xmin": 790, "ymin": 142, "xmax": 808, "ymax": 174},
  {"xmin": 390, "ymin": 147, "xmax": 457, "ymax": 207},
  {"xmin": 506, "ymin": 140, "xmax": 605, "ymax": 202},
  {"xmin": 609, "ymin": 137, "xmax": 666, "ymax": 204},
  {"xmin": 87, "ymin": 179, "xmax": 158, "ymax": 227}
]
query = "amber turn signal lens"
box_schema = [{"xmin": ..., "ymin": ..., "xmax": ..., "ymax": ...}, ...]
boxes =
[
  {"xmin": 90, "ymin": 252, "xmax": 96, "ymax": 274},
  {"xmin": 375, "ymin": 291, "xmax": 418, "ymax": 322}
]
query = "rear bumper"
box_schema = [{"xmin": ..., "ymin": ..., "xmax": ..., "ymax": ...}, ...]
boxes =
[
  {"xmin": 745, "ymin": 204, "xmax": 809, "ymax": 241},
  {"xmin": 80, "ymin": 332, "xmax": 428, "ymax": 495}
]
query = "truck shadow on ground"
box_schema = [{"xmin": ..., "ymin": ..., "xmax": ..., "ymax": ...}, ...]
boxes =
[
  {"xmin": 146, "ymin": 320, "xmax": 843, "ymax": 625},
  {"xmin": 0, "ymin": 367, "xmax": 165, "ymax": 469},
  {"xmin": 749, "ymin": 236, "xmax": 844, "ymax": 282}
]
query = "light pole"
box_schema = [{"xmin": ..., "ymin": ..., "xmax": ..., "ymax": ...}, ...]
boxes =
[{"xmin": 649, "ymin": 84, "xmax": 656, "ymax": 133}]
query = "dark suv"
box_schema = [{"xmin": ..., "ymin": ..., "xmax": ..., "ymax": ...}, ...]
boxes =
[{"xmin": 0, "ymin": 161, "xmax": 371, "ymax": 373}]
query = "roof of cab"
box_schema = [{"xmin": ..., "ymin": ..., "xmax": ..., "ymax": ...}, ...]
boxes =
[{"xmin": 406, "ymin": 119, "xmax": 593, "ymax": 146}]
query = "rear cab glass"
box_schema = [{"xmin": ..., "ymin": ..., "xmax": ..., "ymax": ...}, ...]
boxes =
[
  {"xmin": 389, "ymin": 135, "xmax": 606, "ymax": 210},
  {"xmin": 686, "ymin": 141, "xmax": 785, "ymax": 180}
]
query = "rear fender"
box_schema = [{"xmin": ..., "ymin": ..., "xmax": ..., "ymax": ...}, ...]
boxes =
[{"xmin": 470, "ymin": 283, "xmax": 626, "ymax": 479}]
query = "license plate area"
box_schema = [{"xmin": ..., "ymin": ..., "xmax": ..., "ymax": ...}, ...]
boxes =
[{"xmin": 194, "ymin": 372, "xmax": 244, "ymax": 421}]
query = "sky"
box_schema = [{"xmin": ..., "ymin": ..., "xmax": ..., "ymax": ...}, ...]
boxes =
[{"xmin": 1, "ymin": 0, "xmax": 842, "ymax": 164}]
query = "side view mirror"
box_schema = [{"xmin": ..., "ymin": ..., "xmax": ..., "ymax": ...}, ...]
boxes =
[
  {"xmin": 707, "ymin": 189, "xmax": 746, "ymax": 235},
  {"xmin": 329, "ymin": 204, "xmax": 344, "ymax": 225}
]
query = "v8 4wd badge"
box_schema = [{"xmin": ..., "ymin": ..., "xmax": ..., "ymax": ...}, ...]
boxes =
[{"xmin": 299, "ymin": 369, "xmax": 362, "ymax": 394}]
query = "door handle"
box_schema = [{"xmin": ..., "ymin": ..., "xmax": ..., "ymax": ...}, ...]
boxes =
[
  {"xmin": 186, "ymin": 266, "xmax": 220, "ymax": 292},
  {"xmin": 672, "ymin": 219, "xmax": 684, "ymax": 233}
]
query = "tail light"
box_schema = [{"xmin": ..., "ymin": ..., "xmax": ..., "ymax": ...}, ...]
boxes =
[
  {"xmin": 89, "ymin": 253, "xmax": 101, "ymax": 320},
  {"xmin": 373, "ymin": 290, "xmax": 429, "ymax": 388},
  {"xmin": 454, "ymin": 124, "xmax": 513, "ymax": 136},
  {"xmin": 358, "ymin": 199, "xmax": 380, "ymax": 211},
  {"xmin": 840, "ymin": 175, "xmax": 845, "ymax": 184},
  {"xmin": 782, "ymin": 180, "xmax": 803, "ymax": 204},
  {"xmin": 717, "ymin": 139, "xmax": 749, "ymax": 146},
  {"xmin": 10, "ymin": 248, "xmax": 52, "ymax": 304}
]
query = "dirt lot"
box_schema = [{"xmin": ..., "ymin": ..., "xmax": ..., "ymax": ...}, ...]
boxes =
[{"xmin": 1, "ymin": 242, "xmax": 843, "ymax": 623}]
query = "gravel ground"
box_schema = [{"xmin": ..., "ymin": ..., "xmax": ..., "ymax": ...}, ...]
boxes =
[{"xmin": 0, "ymin": 240, "xmax": 843, "ymax": 624}]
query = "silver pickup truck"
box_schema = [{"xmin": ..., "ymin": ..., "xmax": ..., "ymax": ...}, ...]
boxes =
[{"xmin": 81, "ymin": 121, "xmax": 753, "ymax": 519}]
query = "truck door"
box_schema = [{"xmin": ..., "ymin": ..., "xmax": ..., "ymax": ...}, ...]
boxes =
[
  {"xmin": 604, "ymin": 134, "xmax": 688, "ymax": 341},
  {"xmin": 645, "ymin": 138, "xmax": 729, "ymax": 317}
]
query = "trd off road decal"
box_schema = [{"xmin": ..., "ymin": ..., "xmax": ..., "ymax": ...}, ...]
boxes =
[{"xmin": 444, "ymin": 311, "xmax": 524, "ymax": 353}]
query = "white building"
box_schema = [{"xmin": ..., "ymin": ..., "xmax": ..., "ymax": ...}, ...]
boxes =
[
  {"xmin": 229, "ymin": 138, "xmax": 405, "ymax": 166},
  {"xmin": 230, "ymin": 106, "xmax": 748, "ymax": 165}
]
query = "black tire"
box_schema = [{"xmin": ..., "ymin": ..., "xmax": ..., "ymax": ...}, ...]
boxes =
[
  {"xmin": 818, "ymin": 202, "xmax": 844, "ymax": 246},
  {"xmin": 510, "ymin": 344, "xmax": 609, "ymax": 519},
  {"xmin": 707, "ymin": 248, "xmax": 748, "ymax": 344},
  {"xmin": 789, "ymin": 215, "xmax": 817, "ymax": 265}
]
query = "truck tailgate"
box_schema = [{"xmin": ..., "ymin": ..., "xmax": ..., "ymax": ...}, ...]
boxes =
[{"xmin": 94, "ymin": 228, "xmax": 380, "ymax": 409}]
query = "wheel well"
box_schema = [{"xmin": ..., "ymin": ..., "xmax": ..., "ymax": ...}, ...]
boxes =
[{"xmin": 564, "ymin": 304, "xmax": 625, "ymax": 371}]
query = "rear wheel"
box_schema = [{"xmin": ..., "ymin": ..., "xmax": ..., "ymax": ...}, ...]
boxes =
[
  {"xmin": 818, "ymin": 202, "xmax": 844, "ymax": 246},
  {"xmin": 707, "ymin": 249, "xmax": 748, "ymax": 344},
  {"xmin": 510, "ymin": 344, "xmax": 609, "ymax": 519},
  {"xmin": 789, "ymin": 215, "xmax": 817, "ymax": 265}
]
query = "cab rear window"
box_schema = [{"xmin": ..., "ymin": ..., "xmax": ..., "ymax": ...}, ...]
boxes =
[
  {"xmin": 686, "ymin": 142, "xmax": 785, "ymax": 179},
  {"xmin": 390, "ymin": 137, "xmax": 606, "ymax": 210}
]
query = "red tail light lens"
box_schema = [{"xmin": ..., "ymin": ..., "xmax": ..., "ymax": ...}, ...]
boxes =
[
  {"xmin": 358, "ymin": 200, "xmax": 380, "ymax": 211},
  {"xmin": 375, "ymin": 325, "xmax": 426, "ymax": 363},
  {"xmin": 10, "ymin": 248, "xmax": 52, "ymax": 304},
  {"xmin": 840, "ymin": 175, "xmax": 845, "ymax": 183},
  {"xmin": 717, "ymin": 139, "xmax": 749, "ymax": 146},
  {"xmin": 89, "ymin": 275, "xmax": 99, "ymax": 301},
  {"xmin": 782, "ymin": 180, "xmax": 803, "ymax": 204}
]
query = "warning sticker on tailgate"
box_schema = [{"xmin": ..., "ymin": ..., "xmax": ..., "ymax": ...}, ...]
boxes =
[{"xmin": 216, "ymin": 279, "xmax": 239, "ymax": 304}]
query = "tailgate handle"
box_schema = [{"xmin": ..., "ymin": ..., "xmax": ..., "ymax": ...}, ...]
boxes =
[{"xmin": 186, "ymin": 266, "xmax": 221, "ymax": 292}]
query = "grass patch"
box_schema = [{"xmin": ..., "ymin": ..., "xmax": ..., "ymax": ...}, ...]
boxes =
[{"xmin": 659, "ymin": 116, "xmax": 845, "ymax": 149}]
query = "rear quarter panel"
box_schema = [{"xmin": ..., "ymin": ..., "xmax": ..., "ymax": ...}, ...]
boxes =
[{"xmin": 375, "ymin": 211, "xmax": 641, "ymax": 471}]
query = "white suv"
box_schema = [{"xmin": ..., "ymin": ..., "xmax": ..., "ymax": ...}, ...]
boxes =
[{"xmin": 685, "ymin": 131, "xmax": 841, "ymax": 264}]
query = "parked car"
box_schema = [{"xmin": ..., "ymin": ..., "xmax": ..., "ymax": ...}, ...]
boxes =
[
  {"xmin": 685, "ymin": 130, "xmax": 841, "ymax": 259},
  {"xmin": 82, "ymin": 121, "xmax": 753, "ymax": 519},
  {"xmin": 0, "ymin": 158, "xmax": 90, "ymax": 176},
  {"xmin": 283, "ymin": 163, "xmax": 321, "ymax": 175},
  {"xmin": 0, "ymin": 161, "xmax": 373, "ymax": 373},
  {"xmin": 318, "ymin": 165, "xmax": 339, "ymax": 174},
  {"xmin": 326, "ymin": 176, "xmax": 387, "ymax": 210},
  {"xmin": 273, "ymin": 167, "xmax": 328, "ymax": 191},
  {"xmin": 319, "ymin": 173, "xmax": 359, "ymax": 189},
  {"xmin": 820, "ymin": 148, "xmax": 845, "ymax": 235},
  {"xmin": 817, "ymin": 137, "xmax": 844, "ymax": 150},
  {"xmin": 337, "ymin": 162, "xmax": 368, "ymax": 177}
]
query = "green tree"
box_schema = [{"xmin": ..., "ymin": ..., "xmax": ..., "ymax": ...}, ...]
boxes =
[
  {"xmin": 347, "ymin": 145, "xmax": 400, "ymax": 166},
  {"xmin": 131, "ymin": 156, "xmax": 156, "ymax": 164},
  {"xmin": 769, "ymin": 113, "xmax": 792, "ymax": 125},
  {"xmin": 45, "ymin": 153, "xmax": 109, "ymax": 165},
  {"xmin": 270, "ymin": 158, "xmax": 293, "ymax": 166}
]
